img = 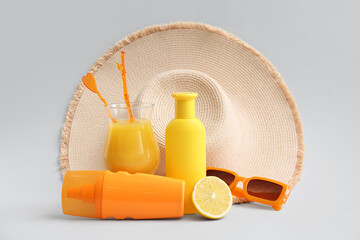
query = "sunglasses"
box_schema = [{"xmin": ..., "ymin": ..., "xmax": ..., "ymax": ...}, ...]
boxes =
[{"xmin": 206, "ymin": 167, "xmax": 291, "ymax": 211}]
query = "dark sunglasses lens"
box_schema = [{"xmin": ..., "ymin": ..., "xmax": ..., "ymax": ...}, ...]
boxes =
[
  {"xmin": 206, "ymin": 170, "xmax": 236, "ymax": 185},
  {"xmin": 247, "ymin": 179, "xmax": 283, "ymax": 201}
]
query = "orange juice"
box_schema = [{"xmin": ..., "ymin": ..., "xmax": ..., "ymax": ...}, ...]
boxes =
[{"xmin": 104, "ymin": 119, "xmax": 160, "ymax": 174}]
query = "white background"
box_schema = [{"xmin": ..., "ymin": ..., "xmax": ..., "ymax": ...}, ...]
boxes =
[{"xmin": 0, "ymin": 0, "xmax": 359, "ymax": 239}]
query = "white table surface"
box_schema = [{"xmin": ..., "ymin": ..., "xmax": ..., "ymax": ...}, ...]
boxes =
[{"xmin": 1, "ymin": 0, "xmax": 359, "ymax": 239}]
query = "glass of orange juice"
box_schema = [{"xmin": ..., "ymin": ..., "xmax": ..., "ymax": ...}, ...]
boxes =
[{"xmin": 104, "ymin": 103, "xmax": 160, "ymax": 174}]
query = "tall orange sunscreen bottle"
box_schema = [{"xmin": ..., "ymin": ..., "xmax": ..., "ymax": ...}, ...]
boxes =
[
  {"xmin": 62, "ymin": 170, "xmax": 185, "ymax": 219},
  {"xmin": 165, "ymin": 92, "xmax": 206, "ymax": 214}
]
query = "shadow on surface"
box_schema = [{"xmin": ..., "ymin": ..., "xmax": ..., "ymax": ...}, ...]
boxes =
[
  {"xmin": 233, "ymin": 202, "xmax": 273, "ymax": 211},
  {"xmin": 44, "ymin": 213, "xmax": 212, "ymax": 221}
]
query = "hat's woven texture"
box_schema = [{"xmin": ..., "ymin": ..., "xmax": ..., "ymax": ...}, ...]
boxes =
[{"xmin": 60, "ymin": 22, "xmax": 304, "ymax": 203}]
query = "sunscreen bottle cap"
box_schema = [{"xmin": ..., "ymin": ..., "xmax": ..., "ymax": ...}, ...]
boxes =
[{"xmin": 62, "ymin": 171, "xmax": 104, "ymax": 218}]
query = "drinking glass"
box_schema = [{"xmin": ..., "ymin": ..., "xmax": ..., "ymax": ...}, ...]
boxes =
[{"xmin": 104, "ymin": 103, "xmax": 160, "ymax": 174}]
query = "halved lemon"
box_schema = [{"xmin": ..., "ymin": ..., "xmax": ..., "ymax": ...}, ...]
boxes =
[{"xmin": 192, "ymin": 176, "xmax": 233, "ymax": 219}]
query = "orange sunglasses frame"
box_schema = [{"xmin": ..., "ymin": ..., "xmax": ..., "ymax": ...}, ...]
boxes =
[{"xmin": 206, "ymin": 167, "xmax": 291, "ymax": 211}]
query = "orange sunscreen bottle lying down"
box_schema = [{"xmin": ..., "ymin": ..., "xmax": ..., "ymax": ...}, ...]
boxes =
[{"xmin": 62, "ymin": 170, "xmax": 185, "ymax": 219}]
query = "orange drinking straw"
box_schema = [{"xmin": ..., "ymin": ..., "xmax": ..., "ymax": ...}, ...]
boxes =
[
  {"xmin": 116, "ymin": 51, "xmax": 135, "ymax": 123},
  {"xmin": 82, "ymin": 73, "xmax": 116, "ymax": 123}
]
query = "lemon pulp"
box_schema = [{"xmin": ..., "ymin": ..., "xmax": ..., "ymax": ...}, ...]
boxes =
[{"xmin": 192, "ymin": 176, "xmax": 233, "ymax": 219}]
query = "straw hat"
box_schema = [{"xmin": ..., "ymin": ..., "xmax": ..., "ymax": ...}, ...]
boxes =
[{"xmin": 60, "ymin": 22, "xmax": 304, "ymax": 202}]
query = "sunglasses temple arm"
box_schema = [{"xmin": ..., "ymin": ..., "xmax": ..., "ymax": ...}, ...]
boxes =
[{"xmin": 232, "ymin": 187, "xmax": 245, "ymax": 199}]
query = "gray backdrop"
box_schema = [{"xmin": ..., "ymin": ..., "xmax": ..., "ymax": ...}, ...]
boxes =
[{"xmin": 1, "ymin": 0, "xmax": 359, "ymax": 239}]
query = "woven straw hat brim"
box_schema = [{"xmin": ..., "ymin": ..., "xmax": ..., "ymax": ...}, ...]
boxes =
[{"xmin": 60, "ymin": 22, "xmax": 304, "ymax": 203}]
